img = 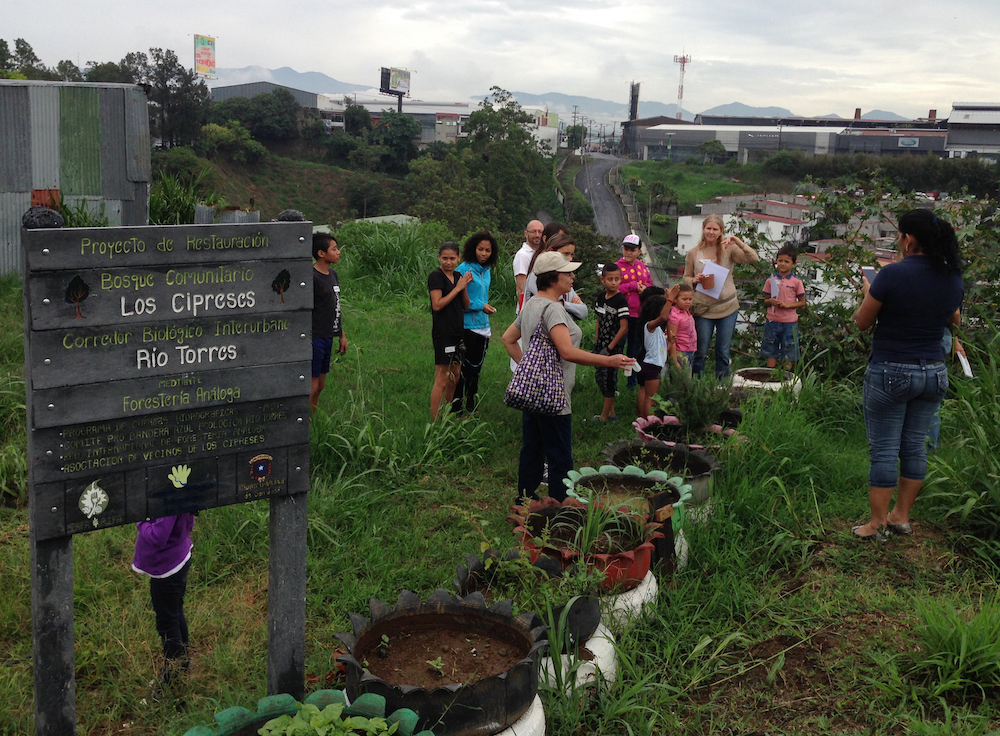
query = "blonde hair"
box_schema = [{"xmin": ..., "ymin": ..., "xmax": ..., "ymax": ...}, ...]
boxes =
[{"xmin": 695, "ymin": 214, "xmax": 726, "ymax": 255}]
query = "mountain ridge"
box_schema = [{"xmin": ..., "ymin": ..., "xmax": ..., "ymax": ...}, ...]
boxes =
[{"xmin": 209, "ymin": 66, "xmax": 906, "ymax": 121}]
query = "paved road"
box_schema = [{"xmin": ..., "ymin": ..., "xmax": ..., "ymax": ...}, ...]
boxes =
[{"xmin": 573, "ymin": 152, "xmax": 628, "ymax": 239}]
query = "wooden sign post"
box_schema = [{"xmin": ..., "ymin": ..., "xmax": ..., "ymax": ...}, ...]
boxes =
[{"xmin": 22, "ymin": 221, "xmax": 313, "ymax": 734}]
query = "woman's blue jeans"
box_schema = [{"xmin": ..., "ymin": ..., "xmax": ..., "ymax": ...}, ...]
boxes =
[
  {"xmin": 693, "ymin": 311, "xmax": 739, "ymax": 378},
  {"xmin": 863, "ymin": 360, "xmax": 948, "ymax": 487}
]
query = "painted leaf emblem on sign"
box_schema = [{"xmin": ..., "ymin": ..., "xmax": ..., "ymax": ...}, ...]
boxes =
[
  {"xmin": 272, "ymin": 270, "xmax": 291, "ymax": 303},
  {"xmin": 65, "ymin": 275, "xmax": 90, "ymax": 319}
]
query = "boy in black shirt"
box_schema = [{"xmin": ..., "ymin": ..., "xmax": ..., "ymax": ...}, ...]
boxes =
[
  {"xmin": 593, "ymin": 263, "xmax": 630, "ymax": 423},
  {"xmin": 312, "ymin": 233, "xmax": 346, "ymax": 412}
]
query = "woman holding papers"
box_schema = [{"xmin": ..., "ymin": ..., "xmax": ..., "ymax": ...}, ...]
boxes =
[
  {"xmin": 684, "ymin": 214, "xmax": 759, "ymax": 377},
  {"xmin": 850, "ymin": 209, "xmax": 964, "ymax": 541}
]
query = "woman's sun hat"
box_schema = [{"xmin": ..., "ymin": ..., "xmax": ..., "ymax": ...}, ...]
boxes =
[{"xmin": 533, "ymin": 252, "xmax": 583, "ymax": 275}]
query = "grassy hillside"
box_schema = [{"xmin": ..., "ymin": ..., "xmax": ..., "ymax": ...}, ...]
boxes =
[{"xmin": 3, "ymin": 222, "xmax": 1000, "ymax": 733}]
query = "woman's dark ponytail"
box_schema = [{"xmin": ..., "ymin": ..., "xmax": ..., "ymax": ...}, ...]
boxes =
[{"xmin": 898, "ymin": 209, "xmax": 964, "ymax": 275}]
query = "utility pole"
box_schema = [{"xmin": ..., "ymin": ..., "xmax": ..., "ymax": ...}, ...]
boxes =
[{"xmin": 673, "ymin": 54, "xmax": 691, "ymax": 121}]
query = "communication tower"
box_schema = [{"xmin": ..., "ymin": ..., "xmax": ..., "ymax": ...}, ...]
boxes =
[{"xmin": 673, "ymin": 54, "xmax": 691, "ymax": 120}]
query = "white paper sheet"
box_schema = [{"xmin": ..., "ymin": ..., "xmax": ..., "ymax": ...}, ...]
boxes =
[
  {"xmin": 695, "ymin": 261, "xmax": 730, "ymax": 300},
  {"xmin": 958, "ymin": 352, "xmax": 974, "ymax": 378}
]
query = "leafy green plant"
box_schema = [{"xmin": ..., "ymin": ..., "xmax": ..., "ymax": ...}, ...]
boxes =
[
  {"xmin": 925, "ymin": 326, "xmax": 1000, "ymax": 549},
  {"xmin": 61, "ymin": 199, "xmax": 110, "ymax": 227},
  {"xmin": 658, "ymin": 367, "xmax": 732, "ymax": 436},
  {"xmin": 259, "ymin": 701, "xmax": 400, "ymax": 736},
  {"xmin": 149, "ymin": 169, "xmax": 225, "ymax": 225}
]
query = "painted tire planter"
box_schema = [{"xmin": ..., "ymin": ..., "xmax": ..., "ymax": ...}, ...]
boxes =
[
  {"xmin": 454, "ymin": 550, "xmax": 602, "ymax": 653},
  {"xmin": 732, "ymin": 367, "xmax": 802, "ymax": 396},
  {"xmin": 508, "ymin": 497, "xmax": 663, "ymax": 593},
  {"xmin": 336, "ymin": 590, "xmax": 548, "ymax": 736},
  {"xmin": 182, "ymin": 691, "xmax": 435, "ymax": 736},
  {"xmin": 600, "ymin": 440, "xmax": 720, "ymax": 504},
  {"xmin": 540, "ymin": 623, "xmax": 617, "ymax": 691},
  {"xmin": 601, "ymin": 569, "xmax": 658, "ymax": 631},
  {"xmin": 495, "ymin": 694, "xmax": 545, "ymax": 736},
  {"xmin": 633, "ymin": 414, "xmax": 736, "ymax": 449}
]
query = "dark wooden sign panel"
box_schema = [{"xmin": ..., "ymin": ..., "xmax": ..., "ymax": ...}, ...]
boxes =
[
  {"xmin": 26, "ymin": 258, "xmax": 309, "ymax": 331},
  {"xmin": 24, "ymin": 221, "xmax": 313, "ymax": 539},
  {"xmin": 22, "ymin": 223, "xmax": 311, "ymax": 271},
  {"xmin": 29, "ymin": 311, "xmax": 310, "ymax": 389}
]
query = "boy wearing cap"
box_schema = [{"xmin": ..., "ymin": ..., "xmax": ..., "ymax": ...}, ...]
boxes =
[{"xmin": 616, "ymin": 234, "xmax": 653, "ymax": 388}]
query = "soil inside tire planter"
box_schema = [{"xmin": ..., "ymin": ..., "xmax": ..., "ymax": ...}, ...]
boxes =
[
  {"xmin": 607, "ymin": 443, "xmax": 714, "ymax": 478},
  {"xmin": 361, "ymin": 616, "xmax": 528, "ymax": 691},
  {"xmin": 339, "ymin": 592, "xmax": 546, "ymax": 736}
]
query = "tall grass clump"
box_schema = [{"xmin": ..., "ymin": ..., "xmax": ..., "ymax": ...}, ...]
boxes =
[
  {"xmin": 336, "ymin": 221, "xmax": 453, "ymax": 301},
  {"xmin": 925, "ymin": 327, "xmax": 1000, "ymax": 557},
  {"xmin": 149, "ymin": 169, "xmax": 225, "ymax": 225},
  {"xmin": 904, "ymin": 595, "xmax": 1000, "ymax": 699}
]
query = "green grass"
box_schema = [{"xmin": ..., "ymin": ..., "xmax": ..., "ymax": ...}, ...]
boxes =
[
  {"xmin": 621, "ymin": 160, "xmax": 756, "ymax": 216},
  {"xmin": 2, "ymin": 226, "xmax": 1000, "ymax": 734}
]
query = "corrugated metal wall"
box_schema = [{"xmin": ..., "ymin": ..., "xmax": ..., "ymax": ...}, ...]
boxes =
[
  {"xmin": 29, "ymin": 86, "xmax": 60, "ymax": 190},
  {"xmin": 0, "ymin": 80, "xmax": 151, "ymax": 274},
  {"xmin": 0, "ymin": 86, "xmax": 32, "ymax": 191},
  {"xmin": 0, "ymin": 192, "xmax": 31, "ymax": 275},
  {"xmin": 60, "ymin": 86, "xmax": 102, "ymax": 196}
]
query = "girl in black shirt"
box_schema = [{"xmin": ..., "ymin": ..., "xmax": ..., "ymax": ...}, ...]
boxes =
[{"xmin": 428, "ymin": 242, "xmax": 471, "ymax": 419}]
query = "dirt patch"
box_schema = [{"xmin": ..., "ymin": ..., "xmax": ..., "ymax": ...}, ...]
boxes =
[{"xmin": 360, "ymin": 624, "xmax": 528, "ymax": 691}]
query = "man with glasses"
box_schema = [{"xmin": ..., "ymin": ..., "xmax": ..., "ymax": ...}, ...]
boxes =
[{"xmin": 513, "ymin": 219, "xmax": 544, "ymax": 312}]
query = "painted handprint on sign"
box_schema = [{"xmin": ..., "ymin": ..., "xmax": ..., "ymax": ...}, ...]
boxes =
[{"xmin": 168, "ymin": 465, "xmax": 192, "ymax": 489}]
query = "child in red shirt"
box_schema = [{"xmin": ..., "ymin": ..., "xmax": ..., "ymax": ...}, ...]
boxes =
[{"xmin": 761, "ymin": 244, "xmax": 806, "ymax": 369}]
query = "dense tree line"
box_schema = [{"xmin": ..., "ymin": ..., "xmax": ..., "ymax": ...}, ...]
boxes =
[{"xmin": 762, "ymin": 149, "xmax": 998, "ymax": 198}]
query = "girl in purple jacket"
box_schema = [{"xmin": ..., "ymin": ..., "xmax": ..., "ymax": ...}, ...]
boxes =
[{"xmin": 132, "ymin": 512, "xmax": 195, "ymax": 686}]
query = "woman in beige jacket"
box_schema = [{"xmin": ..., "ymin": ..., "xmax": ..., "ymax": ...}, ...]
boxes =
[{"xmin": 684, "ymin": 214, "xmax": 758, "ymax": 377}]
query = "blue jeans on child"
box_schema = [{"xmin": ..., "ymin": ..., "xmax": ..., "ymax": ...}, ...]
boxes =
[
  {"xmin": 863, "ymin": 360, "xmax": 948, "ymax": 488},
  {"xmin": 760, "ymin": 320, "xmax": 800, "ymax": 362},
  {"xmin": 693, "ymin": 311, "xmax": 739, "ymax": 378}
]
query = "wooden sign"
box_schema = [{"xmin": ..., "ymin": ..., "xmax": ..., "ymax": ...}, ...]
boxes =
[{"xmin": 23, "ymin": 222, "xmax": 314, "ymax": 540}]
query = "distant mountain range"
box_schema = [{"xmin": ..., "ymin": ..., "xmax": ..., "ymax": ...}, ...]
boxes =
[
  {"xmin": 208, "ymin": 66, "xmax": 906, "ymax": 122},
  {"xmin": 210, "ymin": 66, "xmax": 370, "ymax": 95}
]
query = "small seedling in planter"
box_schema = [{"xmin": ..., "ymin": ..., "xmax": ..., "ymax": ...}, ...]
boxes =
[
  {"xmin": 377, "ymin": 633, "xmax": 390, "ymax": 659},
  {"xmin": 426, "ymin": 656, "xmax": 445, "ymax": 676}
]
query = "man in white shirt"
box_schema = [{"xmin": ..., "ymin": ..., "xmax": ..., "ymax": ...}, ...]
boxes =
[{"xmin": 513, "ymin": 219, "xmax": 544, "ymax": 311}]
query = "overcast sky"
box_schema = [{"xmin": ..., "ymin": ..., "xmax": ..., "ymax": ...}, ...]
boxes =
[{"xmin": 7, "ymin": 0, "xmax": 999, "ymax": 118}]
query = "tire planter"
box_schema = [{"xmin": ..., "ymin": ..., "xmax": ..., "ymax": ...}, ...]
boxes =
[
  {"xmin": 454, "ymin": 550, "xmax": 602, "ymax": 653},
  {"xmin": 336, "ymin": 590, "xmax": 547, "ymax": 736},
  {"xmin": 633, "ymin": 414, "xmax": 736, "ymax": 449},
  {"xmin": 563, "ymin": 465, "xmax": 692, "ymax": 570},
  {"xmin": 732, "ymin": 367, "xmax": 802, "ymax": 396},
  {"xmin": 182, "ymin": 690, "xmax": 435, "ymax": 736},
  {"xmin": 495, "ymin": 694, "xmax": 545, "ymax": 736},
  {"xmin": 508, "ymin": 497, "xmax": 663, "ymax": 593},
  {"xmin": 601, "ymin": 569, "xmax": 658, "ymax": 631},
  {"xmin": 600, "ymin": 440, "xmax": 720, "ymax": 504},
  {"xmin": 540, "ymin": 623, "xmax": 617, "ymax": 691}
]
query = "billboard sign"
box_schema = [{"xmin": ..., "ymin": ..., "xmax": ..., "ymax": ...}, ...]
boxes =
[
  {"xmin": 195, "ymin": 34, "xmax": 216, "ymax": 79},
  {"xmin": 898, "ymin": 137, "xmax": 919, "ymax": 148},
  {"xmin": 380, "ymin": 67, "xmax": 410, "ymax": 96}
]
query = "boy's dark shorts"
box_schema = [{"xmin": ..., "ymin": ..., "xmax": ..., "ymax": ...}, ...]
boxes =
[
  {"xmin": 312, "ymin": 338, "xmax": 333, "ymax": 377},
  {"xmin": 594, "ymin": 365, "xmax": 619, "ymax": 398},
  {"xmin": 760, "ymin": 320, "xmax": 800, "ymax": 361},
  {"xmin": 433, "ymin": 335, "xmax": 465, "ymax": 366}
]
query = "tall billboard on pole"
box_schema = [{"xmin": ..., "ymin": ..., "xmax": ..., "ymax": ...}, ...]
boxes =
[
  {"xmin": 380, "ymin": 67, "xmax": 411, "ymax": 96},
  {"xmin": 194, "ymin": 35, "xmax": 217, "ymax": 79}
]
